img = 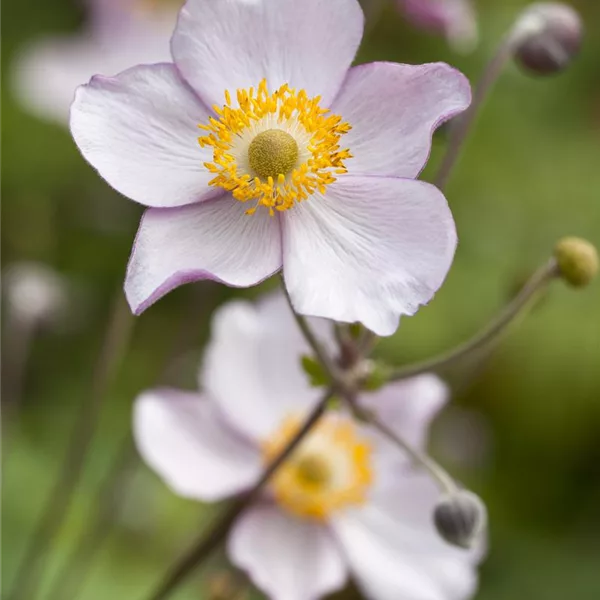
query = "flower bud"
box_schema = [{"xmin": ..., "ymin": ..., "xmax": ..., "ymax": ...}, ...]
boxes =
[
  {"xmin": 554, "ymin": 237, "xmax": 599, "ymax": 287},
  {"xmin": 433, "ymin": 490, "xmax": 487, "ymax": 549},
  {"xmin": 513, "ymin": 3, "xmax": 583, "ymax": 75},
  {"xmin": 3, "ymin": 262, "xmax": 68, "ymax": 325}
]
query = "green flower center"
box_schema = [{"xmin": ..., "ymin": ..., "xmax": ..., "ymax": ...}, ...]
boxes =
[{"xmin": 248, "ymin": 129, "xmax": 299, "ymax": 180}]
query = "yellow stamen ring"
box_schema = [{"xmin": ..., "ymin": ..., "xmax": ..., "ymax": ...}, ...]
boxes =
[
  {"xmin": 262, "ymin": 415, "xmax": 373, "ymax": 520},
  {"xmin": 198, "ymin": 79, "xmax": 352, "ymax": 216}
]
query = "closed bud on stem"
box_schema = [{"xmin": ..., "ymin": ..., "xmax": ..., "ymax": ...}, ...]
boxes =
[
  {"xmin": 554, "ymin": 237, "xmax": 599, "ymax": 287},
  {"xmin": 433, "ymin": 490, "xmax": 487, "ymax": 549},
  {"xmin": 512, "ymin": 3, "xmax": 583, "ymax": 75}
]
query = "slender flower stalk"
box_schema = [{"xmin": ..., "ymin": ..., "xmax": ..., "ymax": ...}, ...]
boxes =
[
  {"xmin": 8, "ymin": 293, "xmax": 135, "ymax": 600},
  {"xmin": 436, "ymin": 3, "xmax": 582, "ymax": 190},
  {"xmin": 44, "ymin": 435, "xmax": 138, "ymax": 600},
  {"xmin": 144, "ymin": 388, "xmax": 334, "ymax": 600},
  {"xmin": 280, "ymin": 275, "xmax": 344, "ymax": 384},
  {"xmin": 2, "ymin": 262, "xmax": 68, "ymax": 446},
  {"xmin": 349, "ymin": 400, "xmax": 459, "ymax": 495},
  {"xmin": 44, "ymin": 283, "xmax": 221, "ymax": 600},
  {"xmin": 2, "ymin": 315, "xmax": 38, "ymax": 441},
  {"xmin": 389, "ymin": 258, "xmax": 560, "ymax": 382},
  {"xmin": 435, "ymin": 32, "xmax": 516, "ymax": 190}
]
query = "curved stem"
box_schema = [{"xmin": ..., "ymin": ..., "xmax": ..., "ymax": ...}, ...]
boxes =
[
  {"xmin": 8, "ymin": 293, "xmax": 135, "ymax": 600},
  {"xmin": 44, "ymin": 435, "xmax": 137, "ymax": 600},
  {"xmin": 364, "ymin": 411, "xmax": 458, "ymax": 494},
  {"xmin": 1, "ymin": 316, "xmax": 37, "ymax": 456},
  {"xmin": 44, "ymin": 283, "xmax": 220, "ymax": 600},
  {"xmin": 389, "ymin": 258, "xmax": 559, "ymax": 382},
  {"xmin": 143, "ymin": 388, "xmax": 333, "ymax": 600},
  {"xmin": 435, "ymin": 33, "xmax": 516, "ymax": 191},
  {"xmin": 280, "ymin": 275, "xmax": 342, "ymax": 383}
]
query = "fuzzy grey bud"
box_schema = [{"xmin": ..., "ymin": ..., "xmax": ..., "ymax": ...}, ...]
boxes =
[
  {"xmin": 513, "ymin": 3, "xmax": 583, "ymax": 75},
  {"xmin": 433, "ymin": 490, "xmax": 487, "ymax": 549}
]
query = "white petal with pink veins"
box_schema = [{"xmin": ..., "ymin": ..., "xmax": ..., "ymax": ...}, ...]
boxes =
[
  {"xmin": 282, "ymin": 176, "xmax": 457, "ymax": 336},
  {"xmin": 125, "ymin": 198, "xmax": 282, "ymax": 314},
  {"xmin": 171, "ymin": 0, "xmax": 364, "ymax": 108},
  {"xmin": 332, "ymin": 62, "xmax": 471, "ymax": 179},
  {"xmin": 71, "ymin": 63, "xmax": 216, "ymax": 208}
]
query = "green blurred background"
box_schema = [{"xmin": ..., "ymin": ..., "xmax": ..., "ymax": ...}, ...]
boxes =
[{"xmin": 2, "ymin": 0, "xmax": 599, "ymax": 598}]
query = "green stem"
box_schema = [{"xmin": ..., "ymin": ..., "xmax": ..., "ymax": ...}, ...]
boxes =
[
  {"xmin": 435, "ymin": 32, "xmax": 517, "ymax": 191},
  {"xmin": 8, "ymin": 293, "xmax": 134, "ymax": 600},
  {"xmin": 389, "ymin": 258, "xmax": 559, "ymax": 382},
  {"xmin": 280, "ymin": 275, "xmax": 343, "ymax": 384}
]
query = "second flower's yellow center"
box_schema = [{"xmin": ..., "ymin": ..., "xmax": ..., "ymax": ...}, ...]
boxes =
[
  {"xmin": 198, "ymin": 79, "xmax": 352, "ymax": 216},
  {"xmin": 262, "ymin": 414, "xmax": 373, "ymax": 520}
]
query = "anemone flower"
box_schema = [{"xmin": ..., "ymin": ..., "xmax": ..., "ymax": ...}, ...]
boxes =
[
  {"xmin": 134, "ymin": 293, "xmax": 482, "ymax": 600},
  {"xmin": 399, "ymin": 0, "xmax": 478, "ymax": 52},
  {"xmin": 71, "ymin": 0, "xmax": 471, "ymax": 336},
  {"xmin": 12, "ymin": 0, "xmax": 179, "ymax": 124}
]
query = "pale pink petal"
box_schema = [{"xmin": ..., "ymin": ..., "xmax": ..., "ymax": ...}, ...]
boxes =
[
  {"xmin": 331, "ymin": 474, "xmax": 481, "ymax": 600},
  {"xmin": 133, "ymin": 388, "xmax": 262, "ymax": 501},
  {"xmin": 125, "ymin": 198, "xmax": 282, "ymax": 314},
  {"xmin": 201, "ymin": 295, "xmax": 331, "ymax": 442},
  {"xmin": 332, "ymin": 62, "xmax": 470, "ymax": 179},
  {"xmin": 171, "ymin": 0, "xmax": 364, "ymax": 108},
  {"xmin": 228, "ymin": 504, "xmax": 348, "ymax": 600},
  {"xmin": 361, "ymin": 375, "xmax": 449, "ymax": 450},
  {"xmin": 70, "ymin": 63, "xmax": 217, "ymax": 208},
  {"xmin": 282, "ymin": 177, "xmax": 457, "ymax": 336}
]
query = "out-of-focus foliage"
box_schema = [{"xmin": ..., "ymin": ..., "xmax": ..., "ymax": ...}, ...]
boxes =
[{"xmin": 2, "ymin": 0, "xmax": 599, "ymax": 598}]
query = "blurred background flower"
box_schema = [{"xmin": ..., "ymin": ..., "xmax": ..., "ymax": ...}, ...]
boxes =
[
  {"xmin": 11, "ymin": 0, "xmax": 178, "ymax": 125},
  {"xmin": 2, "ymin": 1, "xmax": 600, "ymax": 599},
  {"xmin": 398, "ymin": 0, "xmax": 479, "ymax": 52}
]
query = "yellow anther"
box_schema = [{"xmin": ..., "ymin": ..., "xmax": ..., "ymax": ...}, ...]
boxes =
[
  {"xmin": 262, "ymin": 415, "xmax": 372, "ymax": 520},
  {"xmin": 198, "ymin": 79, "xmax": 352, "ymax": 215}
]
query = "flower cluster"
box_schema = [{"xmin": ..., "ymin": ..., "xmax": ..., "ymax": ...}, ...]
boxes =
[
  {"xmin": 62, "ymin": 0, "xmax": 485, "ymax": 597},
  {"xmin": 17, "ymin": 0, "xmax": 587, "ymax": 599}
]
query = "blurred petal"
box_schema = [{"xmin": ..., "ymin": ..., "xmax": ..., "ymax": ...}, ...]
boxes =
[
  {"xmin": 171, "ymin": 0, "xmax": 363, "ymax": 107},
  {"xmin": 331, "ymin": 474, "xmax": 481, "ymax": 600},
  {"xmin": 125, "ymin": 198, "xmax": 282, "ymax": 314},
  {"xmin": 282, "ymin": 177, "xmax": 457, "ymax": 336},
  {"xmin": 12, "ymin": 4, "xmax": 174, "ymax": 125},
  {"xmin": 201, "ymin": 295, "xmax": 331, "ymax": 442},
  {"xmin": 228, "ymin": 504, "xmax": 348, "ymax": 600},
  {"xmin": 71, "ymin": 63, "xmax": 216, "ymax": 208},
  {"xmin": 361, "ymin": 374, "xmax": 449, "ymax": 450},
  {"xmin": 401, "ymin": 0, "xmax": 478, "ymax": 52},
  {"xmin": 133, "ymin": 388, "xmax": 261, "ymax": 501},
  {"xmin": 332, "ymin": 62, "xmax": 471, "ymax": 178}
]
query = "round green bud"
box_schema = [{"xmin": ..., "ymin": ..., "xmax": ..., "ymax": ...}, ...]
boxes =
[
  {"xmin": 248, "ymin": 129, "xmax": 299, "ymax": 180},
  {"xmin": 433, "ymin": 490, "xmax": 487, "ymax": 549},
  {"xmin": 554, "ymin": 237, "xmax": 599, "ymax": 287}
]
